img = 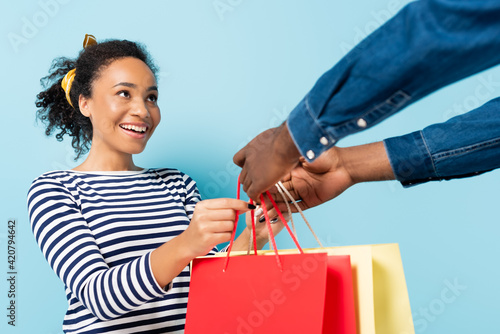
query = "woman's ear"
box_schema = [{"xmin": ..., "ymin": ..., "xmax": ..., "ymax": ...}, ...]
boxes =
[{"xmin": 78, "ymin": 95, "xmax": 91, "ymax": 118}]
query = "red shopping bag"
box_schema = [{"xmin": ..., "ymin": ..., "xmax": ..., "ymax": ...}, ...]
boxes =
[
  {"xmin": 324, "ymin": 255, "xmax": 357, "ymax": 333},
  {"xmin": 185, "ymin": 180, "xmax": 357, "ymax": 333}
]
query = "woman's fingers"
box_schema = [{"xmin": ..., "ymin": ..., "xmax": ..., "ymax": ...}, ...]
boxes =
[
  {"xmin": 195, "ymin": 209, "xmax": 239, "ymax": 224},
  {"xmin": 200, "ymin": 198, "xmax": 253, "ymax": 212}
]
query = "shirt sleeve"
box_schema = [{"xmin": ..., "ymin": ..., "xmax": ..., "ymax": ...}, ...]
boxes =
[
  {"xmin": 27, "ymin": 176, "xmax": 169, "ymax": 321},
  {"xmin": 287, "ymin": 0, "xmax": 500, "ymax": 161},
  {"xmin": 181, "ymin": 172, "xmax": 201, "ymax": 221},
  {"xmin": 384, "ymin": 97, "xmax": 500, "ymax": 187}
]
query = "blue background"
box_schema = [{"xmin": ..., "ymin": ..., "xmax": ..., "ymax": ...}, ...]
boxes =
[{"xmin": 1, "ymin": 0, "xmax": 499, "ymax": 333}]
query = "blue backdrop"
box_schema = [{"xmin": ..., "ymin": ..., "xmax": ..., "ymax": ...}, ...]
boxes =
[{"xmin": 1, "ymin": 0, "xmax": 499, "ymax": 333}]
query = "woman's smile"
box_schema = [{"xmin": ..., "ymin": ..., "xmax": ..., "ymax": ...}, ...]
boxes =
[{"xmin": 119, "ymin": 122, "xmax": 150, "ymax": 139}]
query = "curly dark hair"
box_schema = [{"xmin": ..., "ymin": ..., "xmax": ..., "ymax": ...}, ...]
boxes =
[{"xmin": 35, "ymin": 39, "xmax": 158, "ymax": 160}]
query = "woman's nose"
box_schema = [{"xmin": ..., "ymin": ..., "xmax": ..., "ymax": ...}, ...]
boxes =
[{"xmin": 130, "ymin": 101, "xmax": 150, "ymax": 118}]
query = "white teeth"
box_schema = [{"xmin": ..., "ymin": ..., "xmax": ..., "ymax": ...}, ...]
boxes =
[{"xmin": 120, "ymin": 124, "xmax": 147, "ymax": 133}]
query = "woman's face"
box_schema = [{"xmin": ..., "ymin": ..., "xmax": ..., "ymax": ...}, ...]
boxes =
[{"xmin": 79, "ymin": 57, "xmax": 161, "ymax": 156}]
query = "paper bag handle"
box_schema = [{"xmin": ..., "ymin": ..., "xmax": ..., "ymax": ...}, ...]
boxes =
[
  {"xmin": 223, "ymin": 175, "xmax": 303, "ymax": 272},
  {"xmin": 275, "ymin": 181, "xmax": 324, "ymax": 248}
]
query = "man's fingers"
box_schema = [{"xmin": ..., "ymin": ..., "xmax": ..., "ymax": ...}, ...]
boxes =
[
  {"xmin": 246, "ymin": 183, "xmax": 263, "ymax": 203},
  {"xmin": 271, "ymin": 180, "xmax": 301, "ymax": 203},
  {"xmin": 280, "ymin": 179, "xmax": 295, "ymax": 193},
  {"xmin": 239, "ymin": 168, "xmax": 249, "ymax": 193},
  {"xmin": 233, "ymin": 147, "xmax": 245, "ymax": 167}
]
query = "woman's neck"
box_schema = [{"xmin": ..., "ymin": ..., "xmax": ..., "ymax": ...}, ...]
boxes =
[{"xmin": 72, "ymin": 145, "xmax": 142, "ymax": 172}]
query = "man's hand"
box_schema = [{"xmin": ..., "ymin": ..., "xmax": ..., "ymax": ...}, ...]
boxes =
[
  {"xmin": 270, "ymin": 147, "xmax": 354, "ymax": 211},
  {"xmin": 233, "ymin": 123, "xmax": 301, "ymax": 201},
  {"xmin": 271, "ymin": 142, "xmax": 395, "ymax": 212}
]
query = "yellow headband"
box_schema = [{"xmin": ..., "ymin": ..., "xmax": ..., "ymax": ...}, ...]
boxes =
[
  {"xmin": 61, "ymin": 34, "xmax": 97, "ymax": 108},
  {"xmin": 61, "ymin": 68, "xmax": 76, "ymax": 108}
]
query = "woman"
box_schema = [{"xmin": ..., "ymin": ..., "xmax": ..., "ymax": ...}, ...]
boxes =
[{"xmin": 28, "ymin": 35, "xmax": 284, "ymax": 333}]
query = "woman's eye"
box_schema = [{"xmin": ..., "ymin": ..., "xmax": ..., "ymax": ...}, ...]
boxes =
[
  {"xmin": 118, "ymin": 90, "xmax": 130, "ymax": 98},
  {"xmin": 148, "ymin": 94, "xmax": 158, "ymax": 103}
]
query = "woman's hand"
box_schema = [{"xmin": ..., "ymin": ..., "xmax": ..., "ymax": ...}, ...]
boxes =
[
  {"xmin": 246, "ymin": 207, "xmax": 288, "ymax": 250},
  {"xmin": 151, "ymin": 198, "xmax": 251, "ymax": 288},
  {"xmin": 180, "ymin": 198, "xmax": 252, "ymax": 258},
  {"xmin": 229, "ymin": 206, "xmax": 289, "ymax": 252}
]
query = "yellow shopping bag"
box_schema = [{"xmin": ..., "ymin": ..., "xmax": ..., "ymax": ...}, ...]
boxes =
[{"xmin": 300, "ymin": 244, "xmax": 414, "ymax": 334}]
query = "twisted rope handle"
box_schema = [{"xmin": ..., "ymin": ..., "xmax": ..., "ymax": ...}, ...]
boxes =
[{"xmin": 276, "ymin": 181, "xmax": 324, "ymax": 248}]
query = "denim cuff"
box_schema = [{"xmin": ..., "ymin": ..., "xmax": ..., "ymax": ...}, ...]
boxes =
[
  {"xmin": 383, "ymin": 131, "xmax": 438, "ymax": 187},
  {"xmin": 287, "ymin": 96, "xmax": 336, "ymax": 162}
]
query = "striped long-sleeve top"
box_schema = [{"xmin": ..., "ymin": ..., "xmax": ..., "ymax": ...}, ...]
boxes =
[{"xmin": 27, "ymin": 168, "xmax": 212, "ymax": 333}]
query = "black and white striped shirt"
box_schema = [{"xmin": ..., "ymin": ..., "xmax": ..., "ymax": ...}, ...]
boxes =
[{"xmin": 27, "ymin": 168, "xmax": 211, "ymax": 333}]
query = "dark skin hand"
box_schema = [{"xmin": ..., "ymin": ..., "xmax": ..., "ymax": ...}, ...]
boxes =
[
  {"xmin": 262, "ymin": 142, "xmax": 396, "ymax": 215},
  {"xmin": 268, "ymin": 147, "xmax": 354, "ymax": 212},
  {"xmin": 233, "ymin": 122, "xmax": 301, "ymax": 202},
  {"xmin": 234, "ymin": 118, "xmax": 395, "ymax": 214}
]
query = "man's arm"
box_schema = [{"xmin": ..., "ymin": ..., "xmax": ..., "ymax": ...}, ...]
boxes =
[
  {"xmin": 235, "ymin": 0, "xmax": 500, "ymax": 200},
  {"xmin": 272, "ymin": 98, "xmax": 500, "ymax": 211}
]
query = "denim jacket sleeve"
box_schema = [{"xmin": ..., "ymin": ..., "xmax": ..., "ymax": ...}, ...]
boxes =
[
  {"xmin": 384, "ymin": 97, "xmax": 500, "ymax": 186},
  {"xmin": 286, "ymin": 0, "xmax": 500, "ymax": 167}
]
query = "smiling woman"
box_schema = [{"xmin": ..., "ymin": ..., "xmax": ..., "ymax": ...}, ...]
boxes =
[
  {"xmin": 74, "ymin": 57, "xmax": 161, "ymax": 170},
  {"xmin": 28, "ymin": 35, "xmax": 285, "ymax": 334}
]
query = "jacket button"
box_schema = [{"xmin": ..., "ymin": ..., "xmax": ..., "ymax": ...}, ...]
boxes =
[
  {"xmin": 357, "ymin": 118, "xmax": 367, "ymax": 128},
  {"xmin": 306, "ymin": 150, "xmax": 315, "ymax": 160},
  {"xmin": 320, "ymin": 137, "xmax": 328, "ymax": 145}
]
